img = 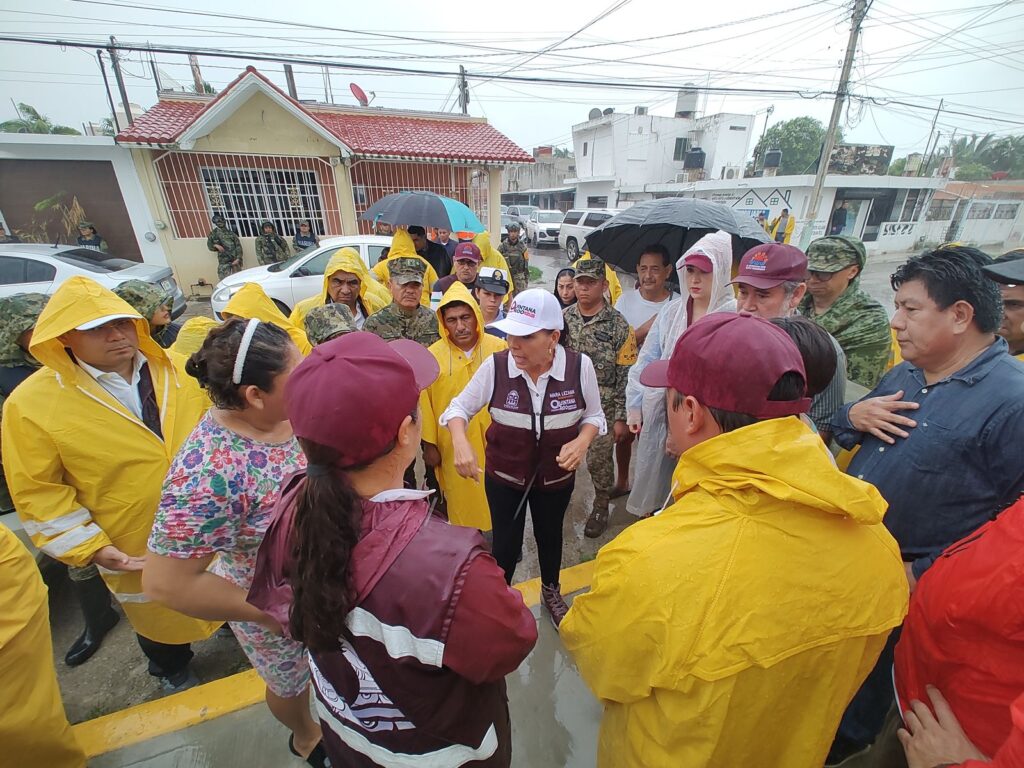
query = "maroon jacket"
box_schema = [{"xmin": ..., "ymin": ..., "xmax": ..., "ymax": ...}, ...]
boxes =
[{"xmin": 249, "ymin": 475, "xmax": 537, "ymax": 767}]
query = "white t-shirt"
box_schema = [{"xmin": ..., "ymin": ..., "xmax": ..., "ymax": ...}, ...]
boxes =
[{"xmin": 615, "ymin": 290, "xmax": 679, "ymax": 329}]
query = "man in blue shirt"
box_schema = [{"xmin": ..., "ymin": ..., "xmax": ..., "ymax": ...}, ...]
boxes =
[{"xmin": 826, "ymin": 246, "xmax": 1024, "ymax": 765}]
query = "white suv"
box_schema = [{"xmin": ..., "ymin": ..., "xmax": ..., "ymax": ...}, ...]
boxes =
[
  {"xmin": 558, "ymin": 209, "xmax": 618, "ymax": 259},
  {"xmin": 525, "ymin": 210, "xmax": 565, "ymax": 249}
]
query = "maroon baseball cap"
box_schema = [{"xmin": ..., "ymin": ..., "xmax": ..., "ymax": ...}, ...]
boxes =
[
  {"xmin": 731, "ymin": 243, "xmax": 808, "ymax": 289},
  {"xmin": 640, "ymin": 313, "xmax": 810, "ymax": 418},
  {"xmin": 453, "ymin": 242, "xmax": 482, "ymax": 263},
  {"xmin": 682, "ymin": 252, "xmax": 713, "ymax": 273},
  {"xmin": 286, "ymin": 332, "xmax": 440, "ymax": 468}
]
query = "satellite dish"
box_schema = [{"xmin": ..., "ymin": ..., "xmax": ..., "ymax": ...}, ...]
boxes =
[
  {"xmin": 349, "ymin": 82, "xmax": 369, "ymax": 107},
  {"xmin": 588, "ymin": 108, "xmax": 602, "ymax": 120},
  {"xmin": 602, "ymin": 107, "xmax": 614, "ymax": 115}
]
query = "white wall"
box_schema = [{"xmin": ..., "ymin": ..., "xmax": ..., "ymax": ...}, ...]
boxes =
[{"xmin": 695, "ymin": 113, "xmax": 755, "ymax": 181}]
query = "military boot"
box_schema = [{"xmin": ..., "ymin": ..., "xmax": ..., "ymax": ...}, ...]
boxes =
[{"xmin": 65, "ymin": 572, "xmax": 120, "ymax": 666}]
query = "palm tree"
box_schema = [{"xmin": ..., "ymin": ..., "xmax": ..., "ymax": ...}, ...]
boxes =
[{"xmin": 0, "ymin": 103, "xmax": 80, "ymax": 135}]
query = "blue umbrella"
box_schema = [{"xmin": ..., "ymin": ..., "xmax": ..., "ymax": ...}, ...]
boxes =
[{"xmin": 360, "ymin": 191, "xmax": 485, "ymax": 233}]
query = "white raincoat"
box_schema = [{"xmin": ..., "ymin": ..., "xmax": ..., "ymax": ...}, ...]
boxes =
[{"xmin": 625, "ymin": 231, "xmax": 737, "ymax": 517}]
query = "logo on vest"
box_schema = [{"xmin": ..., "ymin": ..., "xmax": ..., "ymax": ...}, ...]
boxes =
[
  {"xmin": 549, "ymin": 395, "xmax": 578, "ymax": 412},
  {"xmin": 504, "ymin": 390, "xmax": 520, "ymax": 409}
]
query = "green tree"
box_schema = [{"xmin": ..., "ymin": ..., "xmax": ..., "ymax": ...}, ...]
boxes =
[
  {"xmin": 193, "ymin": 80, "xmax": 217, "ymax": 95},
  {"xmin": 752, "ymin": 117, "xmax": 842, "ymax": 176},
  {"xmin": 954, "ymin": 162, "xmax": 994, "ymax": 181},
  {"xmin": 98, "ymin": 117, "xmax": 116, "ymax": 137},
  {"xmin": 888, "ymin": 156, "xmax": 908, "ymax": 176},
  {"xmin": 0, "ymin": 103, "xmax": 80, "ymax": 135}
]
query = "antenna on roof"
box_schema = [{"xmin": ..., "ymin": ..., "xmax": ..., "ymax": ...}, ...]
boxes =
[
  {"xmin": 588, "ymin": 108, "xmax": 602, "ymax": 120},
  {"xmin": 349, "ymin": 82, "xmax": 370, "ymax": 107}
]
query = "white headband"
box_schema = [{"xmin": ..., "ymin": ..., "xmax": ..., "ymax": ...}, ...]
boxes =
[{"xmin": 231, "ymin": 319, "xmax": 260, "ymax": 385}]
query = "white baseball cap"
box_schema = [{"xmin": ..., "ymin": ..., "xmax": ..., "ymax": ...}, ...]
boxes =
[
  {"xmin": 75, "ymin": 312, "xmax": 142, "ymax": 331},
  {"xmin": 489, "ymin": 288, "xmax": 564, "ymax": 336}
]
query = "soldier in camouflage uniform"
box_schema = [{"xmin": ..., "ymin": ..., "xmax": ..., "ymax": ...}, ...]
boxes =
[
  {"xmin": 561, "ymin": 257, "xmax": 638, "ymax": 537},
  {"xmin": 113, "ymin": 279, "xmax": 178, "ymax": 349},
  {"xmin": 497, "ymin": 222, "xmax": 530, "ymax": 297},
  {"xmin": 798, "ymin": 235, "xmax": 891, "ymax": 388},
  {"xmin": 304, "ymin": 303, "xmax": 358, "ymax": 346},
  {"xmin": 0, "ymin": 293, "xmax": 120, "ymax": 667},
  {"xmin": 363, "ymin": 257, "xmax": 441, "ymax": 347},
  {"xmin": 206, "ymin": 214, "xmax": 243, "ymax": 280},
  {"xmin": 255, "ymin": 220, "xmax": 290, "ymax": 266}
]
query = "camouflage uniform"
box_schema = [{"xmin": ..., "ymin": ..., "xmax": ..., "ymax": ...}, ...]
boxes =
[
  {"xmin": 76, "ymin": 221, "xmax": 108, "ymax": 253},
  {"xmin": 561, "ymin": 258, "xmax": 638, "ymax": 535},
  {"xmin": 113, "ymin": 280, "xmax": 177, "ymax": 348},
  {"xmin": 798, "ymin": 235, "xmax": 892, "ymax": 389},
  {"xmin": 206, "ymin": 216, "xmax": 243, "ymax": 280},
  {"xmin": 497, "ymin": 237, "xmax": 530, "ymax": 296},
  {"xmin": 304, "ymin": 303, "xmax": 358, "ymax": 346},
  {"xmin": 363, "ymin": 258, "xmax": 441, "ymax": 347},
  {"xmin": 255, "ymin": 221, "xmax": 290, "ymax": 266}
]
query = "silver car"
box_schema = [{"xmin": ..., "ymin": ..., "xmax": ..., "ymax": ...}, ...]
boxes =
[{"xmin": 0, "ymin": 244, "xmax": 187, "ymax": 318}]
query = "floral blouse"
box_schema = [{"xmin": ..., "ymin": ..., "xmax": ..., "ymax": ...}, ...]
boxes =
[{"xmin": 149, "ymin": 411, "xmax": 306, "ymax": 588}]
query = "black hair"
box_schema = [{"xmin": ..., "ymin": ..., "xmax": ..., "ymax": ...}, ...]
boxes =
[
  {"xmin": 185, "ymin": 317, "xmax": 293, "ymax": 409},
  {"xmin": 407, "ymin": 225, "xmax": 426, "ymax": 237},
  {"xmin": 671, "ymin": 371, "xmax": 806, "ymax": 433},
  {"xmin": 289, "ymin": 410, "xmax": 416, "ymax": 653},
  {"xmin": 769, "ymin": 316, "xmax": 837, "ymax": 397},
  {"xmin": 440, "ymin": 300, "xmax": 474, "ymax": 319},
  {"xmin": 890, "ymin": 246, "xmax": 1002, "ymax": 333},
  {"xmin": 639, "ymin": 243, "xmax": 672, "ymax": 268},
  {"xmin": 377, "ymin": 246, "xmax": 390, "ymax": 264}
]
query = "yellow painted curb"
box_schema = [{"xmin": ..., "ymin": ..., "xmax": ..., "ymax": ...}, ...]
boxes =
[{"xmin": 73, "ymin": 560, "xmax": 595, "ymax": 758}]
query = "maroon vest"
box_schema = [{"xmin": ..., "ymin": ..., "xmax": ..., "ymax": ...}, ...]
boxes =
[
  {"xmin": 484, "ymin": 349, "xmax": 586, "ymax": 492},
  {"xmin": 309, "ymin": 502, "xmax": 511, "ymax": 767}
]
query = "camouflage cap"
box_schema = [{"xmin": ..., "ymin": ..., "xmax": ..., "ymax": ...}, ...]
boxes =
[
  {"xmin": 304, "ymin": 303, "xmax": 358, "ymax": 345},
  {"xmin": 390, "ymin": 257, "xmax": 426, "ymax": 285},
  {"xmin": 113, "ymin": 279, "xmax": 172, "ymax": 321},
  {"xmin": 211, "ymin": 213, "xmax": 226, "ymax": 224},
  {"xmin": 0, "ymin": 292, "xmax": 48, "ymax": 366},
  {"xmin": 78, "ymin": 220, "xmax": 95, "ymax": 230},
  {"xmin": 806, "ymin": 235, "xmax": 867, "ymax": 272},
  {"xmin": 573, "ymin": 257, "xmax": 606, "ymax": 280}
]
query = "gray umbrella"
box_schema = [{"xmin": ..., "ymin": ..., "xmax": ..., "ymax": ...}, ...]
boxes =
[{"xmin": 583, "ymin": 198, "xmax": 773, "ymax": 273}]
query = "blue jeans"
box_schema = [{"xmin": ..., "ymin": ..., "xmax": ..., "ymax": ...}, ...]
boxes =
[{"xmin": 837, "ymin": 627, "xmax": 902, "ymax": 747}]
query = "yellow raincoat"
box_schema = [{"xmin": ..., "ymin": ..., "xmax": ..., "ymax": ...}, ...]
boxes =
[
  {"xmin": 371, "ymin": 230, "xmax": 439, "ymax": 307},
  {"xmin": 561, "ymin": 417, "xmax": 908, "ymax": 768},
  {"xmin": 770, "ymin": 213, "xmax": 796, "ymax": 244},
  {"xmin": 289, "ymin": 247, "xmax": 391, "ymax": 328},
  {"xmin": 1, "ymin": 524, "xmax": 85, "ymax": 768},
  {"xmin": 472, "ymin": 231, "xmax": 513, "ymax": 305},
  {"xmin": 169, "ymin": 315, "xmax": 219, "ymax": 358},
  {"xmin": 222, "ymin": 282, "xmax": 312, "ymax": 356},
  {"xmin": 0, "ymin": 277, "xmax": 219, "ymax": 644},
  {"xmin": 573, "ymin": 251, "xmax": 623, "ymax": 306},
  {"xmin": 419, "ymin": 282, "xmax": 506, "ymax": 531}
]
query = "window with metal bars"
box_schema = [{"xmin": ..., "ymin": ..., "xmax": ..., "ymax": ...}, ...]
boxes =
[{"xmin": 201, "ymin": 166, "xmax": 325, "ymax": 238}]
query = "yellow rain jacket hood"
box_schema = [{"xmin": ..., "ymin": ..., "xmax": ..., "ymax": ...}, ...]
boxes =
[
  {"xmin": 561, "ymin": 417, "xmax": 908, "ymax": 768},
  {"xmin": 223, "ymin": 282, "xmax": 312, "ymax": 355},
  {"xmin": 371, "ymin": 229, "xmax": 439, "ymax": 307},
  {"xmin": 1, "ymin": 277, "xmax": 218, "ymax": 644},
  {"xmin": 169, "ymin": 315, "xmax": 219, "ymax": 358},
  {"xmin": 472, "ymin": 231, "xmax": 513, "ymax": 305},
  {"xmin": 574, "ymin": 250, "xmax": 622, "ymax": 306},
  {"xmin": 419, "ymin": 282, "xmax": 506, "ymax": 530},
  {"xmin": 289, "ymin": 247, "xmax": 391, "ymax": 328}
]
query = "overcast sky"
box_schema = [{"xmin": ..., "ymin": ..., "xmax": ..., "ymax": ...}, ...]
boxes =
[{"xmin": 2, "ymin": 0, "xmax": 1023, "ymax": 160}]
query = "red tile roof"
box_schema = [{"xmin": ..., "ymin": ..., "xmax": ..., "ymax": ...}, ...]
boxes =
[{"xmin": 116, "ymin": 67, "xmax": 532, "ymax": 164}]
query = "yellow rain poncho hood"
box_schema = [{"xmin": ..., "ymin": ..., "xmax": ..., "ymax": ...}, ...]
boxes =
[
  {"xmin": 472, "ymin": 231, "xmax": 513, "ymax": 304},
  {"xmin": 223, "ymin": 282, "xmax": 312, "ymax": 355},
  {"xmin": 419, "ymin": 281, "xmax": 506, "ymax": 531},
  {"xmin": 574, "ymin": 251, "xmax": 623, "ymax": 306},
  {"xmin": 2, "ymin": 276, "xmax": 218, "ymax": 644},
  {"xmin": 371, "ymin": 229, "xmax": 439, "ymax": 307},
  {"xmin": 289, "ymin": 247, "xmax": 391, "ymax": 328},
  {"xmin": 169, "ymin": 316, "xmax": 219, "ymax": 358},
  {"xmin": 561, "ymin": 417, "xmax": 908, "ymax": 768}
]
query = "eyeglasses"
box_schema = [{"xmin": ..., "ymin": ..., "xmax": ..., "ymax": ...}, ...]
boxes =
[{"xmin": 806, "ymin": 268, "xmax": 852, "ymax": 282}]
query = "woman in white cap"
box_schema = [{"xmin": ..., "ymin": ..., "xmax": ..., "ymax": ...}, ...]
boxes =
[{"xmin": 442, "ymin": 287, "xmax": 607, "ymax": 626}]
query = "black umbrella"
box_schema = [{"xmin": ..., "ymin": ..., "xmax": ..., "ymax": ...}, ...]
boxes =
[
  {"xmin": 359, "ymin": 191, "xmax": 484, "ymax": 232},
  {"xmin": 584, "ymin": 198, "xmax": 772, "ymax": 274}
]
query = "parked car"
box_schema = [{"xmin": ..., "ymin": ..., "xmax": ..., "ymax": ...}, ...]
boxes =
[
  {"xmin": 525, "ymin": 210, "xmax": 565, "ymax": 249},
  {"xmin": 506, "ymin": 205, "xmax": 538, "ymax": 228},
  {"xmin": 558, "ymin": 209, "xmax": 619, "ymax": 259},
  {"xmin": 210, "ymin": 235, "xmax": 392, "ymax": 317},
  {"xmin": 500, "ymin": 204, "xmax": 509, "ymax": 214},
  {"xmin": 0, "ymin": 244, "xmax": 187, "ymax": 318}
]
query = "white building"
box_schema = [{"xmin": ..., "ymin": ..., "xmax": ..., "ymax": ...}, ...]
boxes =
[{"xmin": 565, "ymin": 88, "xmax": 755, "ymax": 209}]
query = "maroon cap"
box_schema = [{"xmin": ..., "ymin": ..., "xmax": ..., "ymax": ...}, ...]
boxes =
[
  {"xmin": 453, "ymin": 242, "xmax": 482, "ymax": 263},
  {"xmin": 731, "ymin": 243, "xmax": 808, "ymax": 289},
  {"xmin": 682, "ymin": 252, "xmax": 713, "ymax": 273},
  {"xmin": 640, "ymin": 313, "xmax": 810, "ymax": 418},
  {"xmin": 286, "ymin": 332, "xmax": 440, "ymax": 468}
]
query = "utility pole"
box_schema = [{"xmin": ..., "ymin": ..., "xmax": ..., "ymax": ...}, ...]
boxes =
[
  {"xmin": 755, "ymin": 105, "xmax": 775, "ymax": 171},
  {"xmin": 918, "ymin": 99, "xmax": 944, "ymax": 177},
  {"xmin": 148, "ymin": 49, "xmax": 163, "ymax": 96},
  {"xmin": 803, "ymin": 0, "xmax": 867, "ymax": 246},
  {"xmin": 458, "ymin": 66, "xmax": 469, "ymax": 115},
  {"xmin": 188, "ymin": 53, "xmax": 204, "ymax": 94},
  {"xmin": 96, "ymin": 50, "xmax": 121, "ymax": 133},
  {"xmin": 322, "ymin": 66, "xmax": 334, "ymax": 103},
  {"xmin": 107, "ymin": 37, "xmax": 134, "ymax": 126},
  {"xmin": 284, "ymin": 64, "xmax": 298, "ymax": 99}
]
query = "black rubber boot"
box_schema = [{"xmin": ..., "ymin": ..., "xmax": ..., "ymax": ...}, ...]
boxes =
[{"xmin": 64, "ymin": 574, "xmax": 120, "ymax": 667}]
